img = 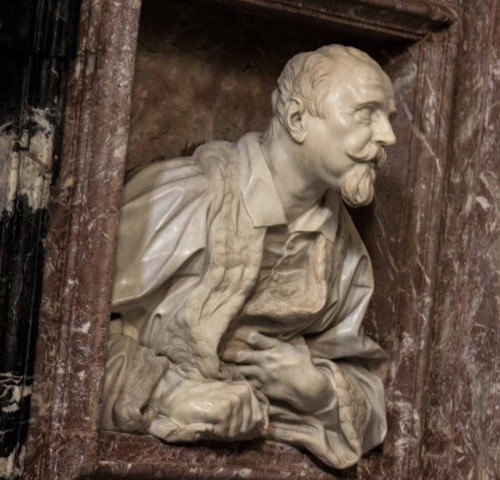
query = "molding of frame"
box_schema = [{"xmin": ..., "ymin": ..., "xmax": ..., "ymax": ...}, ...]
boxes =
[{"xmin": 189, "ymin": 0, "xmax": 458, "ymax": 40}]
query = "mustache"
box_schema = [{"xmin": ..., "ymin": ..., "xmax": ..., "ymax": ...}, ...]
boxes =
[{"xmin": 348, "ymin": 143, "xmax": 387, "ymax": 169}]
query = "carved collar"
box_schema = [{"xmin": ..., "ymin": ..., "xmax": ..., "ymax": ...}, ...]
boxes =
[{"xmin": 236, "ymin": 132, "xmax": 339, "ymax": 242}]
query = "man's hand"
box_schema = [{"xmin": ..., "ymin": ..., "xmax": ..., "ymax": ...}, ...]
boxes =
[
  {"xmin": 152, "ymin": 373, "xmax": 267, "ymax": 438},
  {"xmin": 222, "ymin": 331, "xmax": 335, "ymax": 413}
]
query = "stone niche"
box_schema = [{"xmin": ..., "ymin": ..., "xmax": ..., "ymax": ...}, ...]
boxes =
[{"xmin": 23, "ymin": 0, "xmax": 460, "ymax": 479}]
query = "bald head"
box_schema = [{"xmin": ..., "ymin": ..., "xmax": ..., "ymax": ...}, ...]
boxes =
[{"xmin": 271, "ymin": 45, "xmax": 391, "ymax": 126}]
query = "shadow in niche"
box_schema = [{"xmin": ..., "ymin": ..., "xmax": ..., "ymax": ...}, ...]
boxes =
[
  {"xmin": 347, "ymin": 201, "xmax": 377, "ymax": 244},
  {"xmin": 126, "ymin": 0, "xmax": 412, "ymax": 175}
]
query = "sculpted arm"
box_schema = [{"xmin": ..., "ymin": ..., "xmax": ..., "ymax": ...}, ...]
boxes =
[
  {"xmin": 103, "ymin": 158, "xmax": 267, "ymax": 440},
  {"xmin": 224, "ymin": 212, "xmax": 388, "ymax": 469},
  {"xmin": 102, "ymin": 159, "xmax": 212, "ymax": 432},
  {"xmin": 223, "ymin": 332, "xmax": 335, "ymax": 414},
  {"xmin": 298, "ymin": 222, "xmax": 388, "ymax": 467}
]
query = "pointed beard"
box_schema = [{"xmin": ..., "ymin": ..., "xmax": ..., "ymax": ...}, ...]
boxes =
[{"xmin": 340, "ymin": 164, "xmax": 376, "ymax": 207}]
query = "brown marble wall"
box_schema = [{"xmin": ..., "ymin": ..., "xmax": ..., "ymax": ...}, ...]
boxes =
[
  {"xmin": 421, "ymin": 0, "xmax": 500, "ymax": 478},
  {"xmin": 23, "ymin": 0, "xmax": 143, "ymax": 477}
]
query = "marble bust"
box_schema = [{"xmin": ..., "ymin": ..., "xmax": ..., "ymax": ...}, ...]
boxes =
[{"xmin": 102, "ymin": 44, "xmax": 396, "ymax": 470}]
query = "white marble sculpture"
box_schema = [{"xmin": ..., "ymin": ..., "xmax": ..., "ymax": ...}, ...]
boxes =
[{"xmin": 102, "ymin": 44, "xmax": 396, "ymax": 470}]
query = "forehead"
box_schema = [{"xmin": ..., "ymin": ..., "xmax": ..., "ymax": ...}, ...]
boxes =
[{"xmin": 326, "ymin": 62, "xmax": 395, "ymax": 110}]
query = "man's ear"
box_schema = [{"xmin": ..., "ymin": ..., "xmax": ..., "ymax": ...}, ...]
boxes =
[{"xmin": 285, "ymin": 97, "xmax": 307, "ymax": 144}]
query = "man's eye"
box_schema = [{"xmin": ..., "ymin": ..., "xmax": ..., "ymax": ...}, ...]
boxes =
[{"xmin": 354, "ymin": 107, "xmax": 373, "ymax": 124}]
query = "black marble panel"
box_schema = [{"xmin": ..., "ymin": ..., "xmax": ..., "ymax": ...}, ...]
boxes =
[{"xmin": 0, "ymin": 2, "xmax": 79, "ymax": 479}]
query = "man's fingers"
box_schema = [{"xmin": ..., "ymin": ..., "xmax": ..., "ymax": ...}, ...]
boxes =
[
  {"xmin": 239, "ymin": 387, "xmax": 253, "ymax": 433},
  {"xmin": 245, "ymin": 331, "xmax": 279, "ymax": 350},
  {"xmin": 227, "ymin": 393, "xmax": 243, "ymax": 438},
  {"xmin": 224, "ymin": 348, "xmax": 268, "ymax": 365},
  {"xmin": 247, "ymin": 378, "xmax": 262, "ymax": 390},
  {"xmin": 221, "ymin": 349, "xmax": 239, "ymax": 363},
  {"xmin": 237, "ymin": 364, "xmax": 264, "ymax": 381},
  {"xmin": 240, "ymin": 384, "xmax": 266, "ymax": 434}
]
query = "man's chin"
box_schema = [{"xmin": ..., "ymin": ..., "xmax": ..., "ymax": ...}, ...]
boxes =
[
  {"xmin": 340, "ymin": 165, "xmax": 376, "ymax": 208},
  {"xmin": 341, "ymin": 188, "xmax": 375, "ymax": 208}
]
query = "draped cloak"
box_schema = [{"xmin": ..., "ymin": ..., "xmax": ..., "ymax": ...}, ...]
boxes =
[{"xmin": 102, "ymin": 132, "xmax": 388, "ymax": 469}]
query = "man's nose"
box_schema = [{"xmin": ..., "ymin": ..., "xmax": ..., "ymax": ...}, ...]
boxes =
[{"xmin": 373, "ymin": 116, "xmax": 396, "ymax": 146}]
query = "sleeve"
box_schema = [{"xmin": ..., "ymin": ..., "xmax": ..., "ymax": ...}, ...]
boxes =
[
  {"xmin": 102, "ymin": 158, "xmax": 212, "ymax": 432},
  {"xmin": 112, "ymin": 158, "xmax": 211, "ymax": 311},
  {"xmin": 266, "ymin": 207, "xmax": 388, "ymax": 469}
]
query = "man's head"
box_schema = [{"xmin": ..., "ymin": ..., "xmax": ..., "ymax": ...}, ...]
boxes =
[{"xmin": 269, "ymin": 45, "xmax": 396, "ymax": 207}]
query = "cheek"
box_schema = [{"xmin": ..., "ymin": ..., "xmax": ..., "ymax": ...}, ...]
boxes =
[{"xmin": 343, "ymin": 128, "xmax": 372, "ymax": 153}]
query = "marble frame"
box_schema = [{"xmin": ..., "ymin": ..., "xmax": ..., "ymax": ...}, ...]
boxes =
[{"xmin": 23, "ymin": 0, "xmax": 461, "ymax": 479}]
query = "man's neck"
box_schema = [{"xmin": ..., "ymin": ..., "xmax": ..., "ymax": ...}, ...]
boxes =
[{"xmin": 260, "ymin": 125, "xmax": 328, "ymax": 223}]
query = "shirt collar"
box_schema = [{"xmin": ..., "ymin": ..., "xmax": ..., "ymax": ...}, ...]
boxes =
[{"xmin": 236, "ymin": 132, "xmax": 339, "ymax": 242}]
